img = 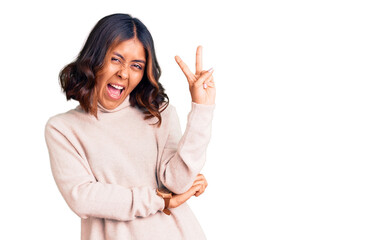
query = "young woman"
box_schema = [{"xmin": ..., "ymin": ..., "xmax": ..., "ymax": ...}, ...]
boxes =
[{"xmin": 44, "ymin": 13, "xmax": 215, "ymax": 239}]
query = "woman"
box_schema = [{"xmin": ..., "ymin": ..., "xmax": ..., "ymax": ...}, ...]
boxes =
[{"xmin": 44, "ymin": 13, "xmax": 215, "ymax": 239}]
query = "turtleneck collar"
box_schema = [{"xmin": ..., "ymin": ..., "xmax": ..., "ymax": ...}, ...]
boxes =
[{"xmin": 97, "ymin": 95, "xmax": 131, "ymax": 113}]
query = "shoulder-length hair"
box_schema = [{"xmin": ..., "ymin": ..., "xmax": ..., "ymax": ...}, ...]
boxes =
[{"xmin": 59, "ymin": 13, "xmax": 168, "ymax": 126}]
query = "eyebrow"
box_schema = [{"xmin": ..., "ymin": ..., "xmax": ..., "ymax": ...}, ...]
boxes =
[{"xmin": 113, "ymin": 52, "xmax": 146, "ymax": 64}]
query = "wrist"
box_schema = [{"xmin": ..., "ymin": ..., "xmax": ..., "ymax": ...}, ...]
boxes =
[
  {"xmin": 191, "ymin": 101, "xmax": 215, "ymax": 106},
  {"xmin": 168, "ymin": 197, "xmax": 177, "ymax": 208},
  {"xmin": 156, "ymin": 188, "xmax": 173, "ymax": 215}
]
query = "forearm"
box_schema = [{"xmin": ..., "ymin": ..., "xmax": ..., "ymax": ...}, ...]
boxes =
[
  {"xmin": 45, "ymin": 121, "xmax": 164, "ymax": 221},
  {"xmin": 160, "ymin": 102, "xmax": 215, "ymax": 194},
  {"xmin": 56, "ymin": 178, "xmax": 164, "ymax": 221}
]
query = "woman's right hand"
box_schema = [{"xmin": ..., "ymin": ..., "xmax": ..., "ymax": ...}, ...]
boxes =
[
  {"xmin": 175, "ymin": 46, "xmax": 216, "ymax": 105},
  {"xmin": 168, "ymin": 174, "xmax": 208, "ymax": 208}
]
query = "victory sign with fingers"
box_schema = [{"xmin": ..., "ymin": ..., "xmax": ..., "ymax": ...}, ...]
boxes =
[{"xmin": 175, "ymin": 46, "xmax": 216, "ymax": 105}]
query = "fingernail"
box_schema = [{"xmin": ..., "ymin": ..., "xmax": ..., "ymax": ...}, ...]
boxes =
[
  {"xmin": 207, "ymin": 67, "xmax": 214, "ymax": 73},
  {"xmin": 203, "ymin": 83, "xmax": 208, "ymax": 89}
]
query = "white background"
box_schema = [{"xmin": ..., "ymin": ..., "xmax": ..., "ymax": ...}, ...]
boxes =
[{"xmin": 0, "ymin": 0, "xmax": 390, "ymax": 239}]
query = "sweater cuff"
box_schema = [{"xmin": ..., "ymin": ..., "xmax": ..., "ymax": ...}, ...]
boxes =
[
  {"xmin": 153, "ymin": 190, "xmax": 166, "ymax": 212},
  {"xmin": 187, "ymin": 102, "xmax": 215, "ymax": 129}
]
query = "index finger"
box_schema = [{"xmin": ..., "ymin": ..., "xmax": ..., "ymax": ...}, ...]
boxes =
[
  {"xmin": 195, "ymin": 45, "xmax": 203, "ymax": 75},
  {"xmin": 175, "ymin": 55, "xmax": 195, "ymax": 81}
]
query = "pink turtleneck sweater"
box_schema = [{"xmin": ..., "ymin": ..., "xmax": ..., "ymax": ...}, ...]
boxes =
[{"xmin": 44, "ymin": 95, "xmax": 215, "ymax": 240}]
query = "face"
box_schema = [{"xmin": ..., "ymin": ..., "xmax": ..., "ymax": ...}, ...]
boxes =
[{"xmin": 95, "ymin": 38, "xmax": 146, "ymax": 110}]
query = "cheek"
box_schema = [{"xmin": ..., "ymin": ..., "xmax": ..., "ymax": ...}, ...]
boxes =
[
  {"xmin": 96, "ymin": 65, "xmax": 116, "ymax": 83},
  {"xmin": 131, "ymin": 71, "xmax": 145, "ymax": 85},
  {"xmin": 124, "ymin": 73, "xmax": 144, "ymax": 94},
  {"xmin": 95, "ymin": 68, "xmax": 113, "ymax": 87},
  {"xmin": 95, "ymin": 77, "xmax": 105, "ymax": 92},
  {"xmin": 95, "ymin": 75, "xmax": 110, "ymax": 97}
]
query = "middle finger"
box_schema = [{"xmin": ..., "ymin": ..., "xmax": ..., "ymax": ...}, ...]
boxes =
[{"xmin": 195, "ymin": 45, "xmax": 203, "ymax": 76}]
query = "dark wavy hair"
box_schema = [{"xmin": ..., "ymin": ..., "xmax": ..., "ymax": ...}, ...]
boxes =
[{"xmin": 59, "ymin": 13, "xmax": 168, "ymax": 126}]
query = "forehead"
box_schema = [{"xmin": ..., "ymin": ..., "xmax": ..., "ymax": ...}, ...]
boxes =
[{"xmin": 108, "ymin": 38, "xmax": 146, "ymax": 60}]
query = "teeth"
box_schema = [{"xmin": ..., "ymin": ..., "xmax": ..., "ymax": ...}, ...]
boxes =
[{"xmin": 110, "ymin": 84, "xmax": 124, "ymax": 90}]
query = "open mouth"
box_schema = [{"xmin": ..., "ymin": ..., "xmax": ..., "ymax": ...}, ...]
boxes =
[{"xmin": 107, "ymin": 83, "xmax": 125, "ymax": 100}]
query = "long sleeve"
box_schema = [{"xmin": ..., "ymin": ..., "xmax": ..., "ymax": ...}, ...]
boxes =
[
  {"xmin": 44, "ymin": 119, "xmax": 164, "ymax": 221},
  {"xmin": 159, "ymin": 102, "xmax": 215, "ymax": 194}
]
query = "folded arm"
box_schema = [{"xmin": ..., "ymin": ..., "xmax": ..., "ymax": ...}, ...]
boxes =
[{"xmin": 45, "ymin": 119, "xmax": 164, "ymax": 221}]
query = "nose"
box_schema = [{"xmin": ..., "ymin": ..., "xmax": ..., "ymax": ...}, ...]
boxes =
[{"xmin": 117, "ymin": 66, "xmax": 129, "ymax": 80}]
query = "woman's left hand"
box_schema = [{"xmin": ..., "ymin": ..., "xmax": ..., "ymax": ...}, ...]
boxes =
[
  {"xmin": 167, "ymin": 173, "xmax": 208, "ymax": 208},
  {"xmin": 175, "ymin": 46, "xmax": 216, "ymax": 105},
  {"xmin": 192, "ymin": 173, "xmax": 208, "ymax": 197}
]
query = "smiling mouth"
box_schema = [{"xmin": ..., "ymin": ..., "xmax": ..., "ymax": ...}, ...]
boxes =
[{"xmin": 107, "ymin": 83, "xmax": 125, "ymax": 100}]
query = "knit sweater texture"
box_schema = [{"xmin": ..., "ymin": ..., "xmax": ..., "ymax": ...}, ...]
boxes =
[{"xmin": 44, "ymin": 95, "xmax": 215, "ymax": 240}]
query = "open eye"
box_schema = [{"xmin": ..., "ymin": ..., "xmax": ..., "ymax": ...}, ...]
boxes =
[{"xmin": 132, "ymin": 64, "xmax": 143, "ymax": 70}]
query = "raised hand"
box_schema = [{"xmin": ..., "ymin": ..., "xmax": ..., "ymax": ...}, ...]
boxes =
[{"xmin": 175, "ymin": 46, "xmax": 216, "ymax": 105}]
